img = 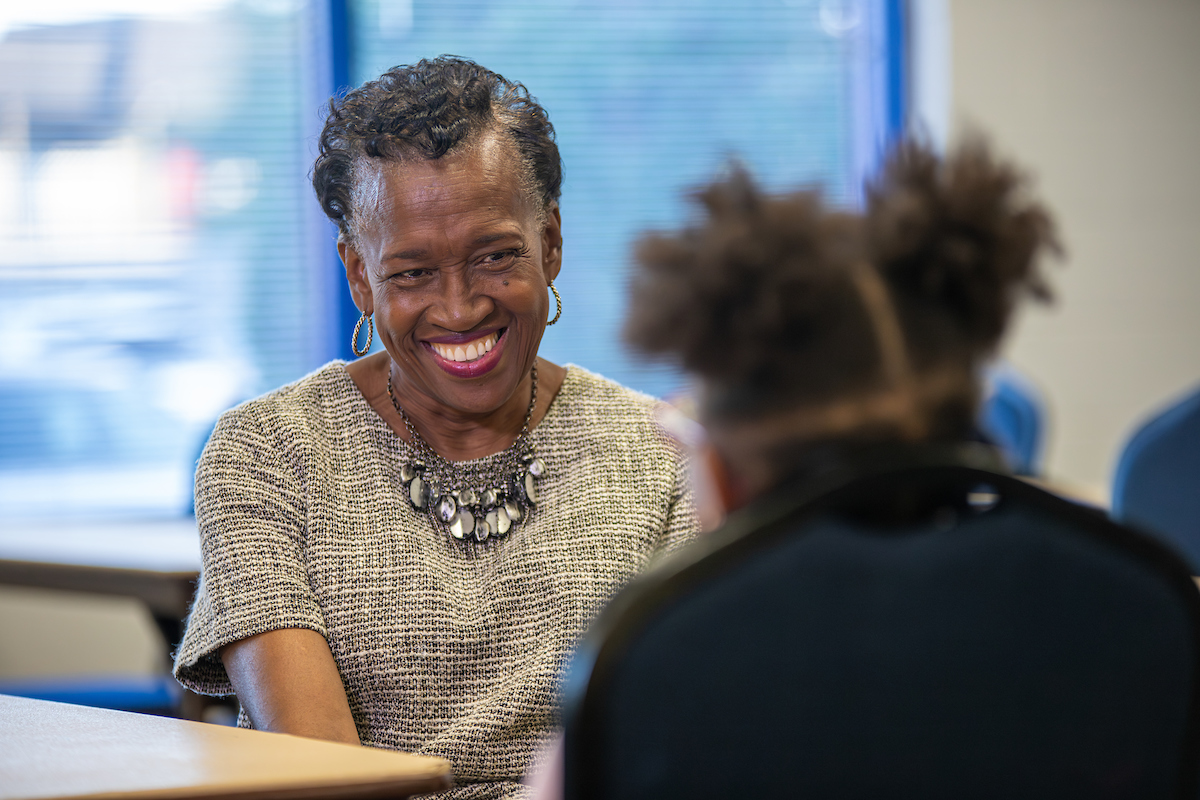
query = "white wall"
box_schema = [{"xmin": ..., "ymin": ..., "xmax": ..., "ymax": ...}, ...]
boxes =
[{"xmin": 950, "ymin": 0, "xmax": 1200, "ymax": 497}]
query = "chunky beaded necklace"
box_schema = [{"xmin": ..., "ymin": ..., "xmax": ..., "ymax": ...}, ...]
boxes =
[{"xmin": 387, "ymin": 364, "xmax": 546, "ymax": 542}]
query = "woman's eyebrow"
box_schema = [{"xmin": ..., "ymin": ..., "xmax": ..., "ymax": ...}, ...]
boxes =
[
  {"xmin": 473, "ymin": 231, "xmax": 522, "ymax": 246},
  {"xmin": 382, "ymin": 231, "xmax": 524, "ymax": 261},
  {"xmin": 383, "ymin": 248, "xmax": 428, "ymax": 261}
]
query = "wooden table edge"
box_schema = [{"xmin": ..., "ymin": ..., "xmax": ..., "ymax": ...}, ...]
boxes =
[{"xmin": 71, "ymin": 768, "xmax": 455, "ymax": 800}]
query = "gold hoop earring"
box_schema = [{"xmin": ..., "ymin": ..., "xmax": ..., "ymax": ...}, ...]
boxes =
[
  {"xmin": 547, "ymin": 282, "xmax": 562, "ymax": 326},
  {"xmin": 351, "ymin": 311, "xmax": 374, "ymax": 357}
]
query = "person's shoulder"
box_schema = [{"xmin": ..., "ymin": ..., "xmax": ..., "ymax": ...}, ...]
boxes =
[
  {"xmin": 213, "ymin": 360, "xmax": 359, "ymax": 439},
  {"xmin": 548, "ymin": 365, "xmax": 678, "ymax": 455},
  {"xmin": 557, "ymin": 364, "xmax": 665, "ymax": 421},
  {"xmin": 545, "ymin": 366, "xmax": 684, "ymax": 492}
]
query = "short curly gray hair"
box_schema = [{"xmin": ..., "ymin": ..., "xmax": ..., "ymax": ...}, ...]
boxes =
[{"xmin": 312, "ymin": 55, "xmax": 563, "ymax": 242}]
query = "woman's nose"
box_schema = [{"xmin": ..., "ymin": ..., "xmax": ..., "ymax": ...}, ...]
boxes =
[{"xmin": 427, "ymin": 272, "xmax": 493, "ymax": 331}]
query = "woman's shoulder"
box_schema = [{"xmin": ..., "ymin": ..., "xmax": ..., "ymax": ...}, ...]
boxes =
[
  {"xmin": 541, "ymin": 365, "xmax": 678, "ymax": 460},
  {"xmin": 539, "ymin": 366, "xmax": 686, "ymax": 502},
  {"xmin": 212, "ymin": 360, "xmax": 367, "ymax": 442},
  {"xmin": 555, "ymin": 364, "xmax": 665, "ymax": 422}
]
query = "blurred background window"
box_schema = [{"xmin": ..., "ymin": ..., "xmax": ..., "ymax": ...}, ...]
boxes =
[
  {"xmin": 346, "ymin": 0, "xmax": 908, "ymax": 397},
  {"xmin": 0, "ymin": 0, "xmax": 328, "ymax": 518},
  {"xmin": 0, "ymin": 0, "xmax": 907, "ymax": 522}
]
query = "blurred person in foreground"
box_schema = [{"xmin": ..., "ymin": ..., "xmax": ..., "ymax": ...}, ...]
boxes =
[
  {"xmin": 627, "ymin": 136, "xmax": 1058, "ymax": 513},
  {"xmin": 173, "ymin": 56, "xmax": 698, "ymax": 799},
  {"xmin": 527, "ymin": 136, "xmax": 1061, "ymax": 797}
]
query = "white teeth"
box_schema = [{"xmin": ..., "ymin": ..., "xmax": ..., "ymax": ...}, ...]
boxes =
[{"xmin": 431, "ymin": 332, "xmax": 500, "ymax": 363}]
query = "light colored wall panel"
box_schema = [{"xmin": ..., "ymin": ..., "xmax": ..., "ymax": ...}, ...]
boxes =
[
  {"xmin": 0, "ymin": 586, "xmax": 159, "ymax": 679},
  {"xmin": 951, "ymin": 0, "xmax": 1200, "ymax": 495}
]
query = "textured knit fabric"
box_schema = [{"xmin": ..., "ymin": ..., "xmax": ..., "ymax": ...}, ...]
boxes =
[{"xmin": 173, "ymin": 361, "xmax": 698, "ymax": 799}]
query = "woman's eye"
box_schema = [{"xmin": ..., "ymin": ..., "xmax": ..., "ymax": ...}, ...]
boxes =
[
  {"xmin": 394, "ymin": 268, "xmax": 429, "ymax": 280},
  {"xmin": 481, "ymin": 250, "xmax": 517, "ymax": 267}
]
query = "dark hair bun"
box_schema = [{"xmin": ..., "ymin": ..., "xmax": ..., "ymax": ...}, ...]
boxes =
[
  {"xmin": 625, "ymin": 167, "xmax": 883, "ymax": 415},
  {"xmin": 866, "ymin": 137, "xmax": 1060, "ymax": 358},
  {"xmin": 626, "ymin": 138, "xmax": 1060, "ymax": 433}
]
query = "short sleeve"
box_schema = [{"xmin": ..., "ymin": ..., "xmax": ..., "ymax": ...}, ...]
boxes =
[
  {"xmin": 652, "ymin": 437, "xmax": 702, "ymax": 559},
  {"xmin": 173, "ymin": 409, "xmax": 327, "ymax": 696}
]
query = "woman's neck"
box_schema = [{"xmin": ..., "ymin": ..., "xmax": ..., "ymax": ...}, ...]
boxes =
[{"xmin": 346, "ymin": 351, "xmax": 566, "ymax": 461}]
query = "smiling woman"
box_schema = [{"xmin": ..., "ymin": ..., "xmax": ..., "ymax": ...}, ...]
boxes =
[
  {"xmin": 171, "ymin": 57, "xmax": 699, "ymax": 800},
  {"xmin": 342, "ymin": 137, "xmax": 562, "ymax": 440}
]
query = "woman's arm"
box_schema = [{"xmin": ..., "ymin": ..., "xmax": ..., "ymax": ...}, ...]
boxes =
[{"xmin": 221, "ymin": 628, "xmax": 361, "ymax": 745}]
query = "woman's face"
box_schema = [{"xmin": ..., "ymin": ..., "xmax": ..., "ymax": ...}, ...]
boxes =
[{"xmin": 341, "ymin": 136, "xmax": 562, "ymax": 420}]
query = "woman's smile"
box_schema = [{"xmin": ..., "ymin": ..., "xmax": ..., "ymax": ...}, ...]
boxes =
[{"xmin": 425, "ymin": 328, "xmax": 506, "ymax": 377}]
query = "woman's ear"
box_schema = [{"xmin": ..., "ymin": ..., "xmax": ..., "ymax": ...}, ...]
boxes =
[
  {"xmin": 338, "ymin": 238, "xmax": 373, "ymax": 315},
  {"xmin": 542, "ymin": 203, "xmax": 563, "ymax": 283}
]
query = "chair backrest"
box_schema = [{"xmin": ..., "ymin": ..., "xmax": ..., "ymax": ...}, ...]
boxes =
[
  {"xmin": 979, "ymin": 364, "xmax": 1045, "ymax": 476},
  {"xmin": 1113, "ymin": 384, "xmax": 1200, "ymax": 570},
  {"xmin": 562, "ymin": 445, "xmax": 1200, "ymax": 800},
  {"xmin": 0, "ymin": 674, "xmax": 182, "ymax": 715}
]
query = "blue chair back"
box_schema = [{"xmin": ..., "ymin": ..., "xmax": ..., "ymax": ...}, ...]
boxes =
[
  {"xmin": 979, "ymin": 365, "xmax": 1045, "ymax": 476},
  {"xmin": 1113, "ymin": 384, "xmax": 1200, "ymax": 570},
  {"xmin": 562, "ymin": 445, "xmax": 1200, "ymax": 800},
  {"xmin": 0, "ymin": 674, "xmax": 181, "ymax": 714}
]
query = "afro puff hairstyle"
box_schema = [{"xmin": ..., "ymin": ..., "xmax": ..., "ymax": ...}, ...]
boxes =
[{"xmin": 625, "ymin": 137, "xmax": 1060, "ymax": 441}]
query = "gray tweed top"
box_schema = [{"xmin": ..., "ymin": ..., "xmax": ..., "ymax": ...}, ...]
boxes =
[{"xmin": 173, "ymin": 361, "xmax": 698, "ymax": 799}]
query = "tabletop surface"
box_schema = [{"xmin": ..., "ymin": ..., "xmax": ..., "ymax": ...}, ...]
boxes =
[
  {"xmin": 0, "ymin": 695, "xmax": 453, "ymax": 800},
  {"xmin": 0, "ymin": 520, "xmax": 203, "ymax": 618}
]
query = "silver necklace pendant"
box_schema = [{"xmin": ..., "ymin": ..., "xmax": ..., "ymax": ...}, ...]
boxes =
[
  {"xmin": 396, "ymin": 457, "xmax": 542, "ymax": 541},
  {"xmin": 389, "ymin": 364, "xmax": 544, "ymax": 544}
]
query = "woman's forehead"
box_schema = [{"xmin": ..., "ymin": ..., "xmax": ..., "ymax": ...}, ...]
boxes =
[
  {"xmin": 351, "ymin": 143, "xmax": 539, "ymax": 248},
  {"xmin": 354, "ymin": 135, "xmax": 523, "ymax": 206}
]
